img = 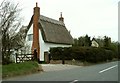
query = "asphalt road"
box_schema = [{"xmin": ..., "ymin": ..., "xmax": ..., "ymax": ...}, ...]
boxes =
[{"xmin": 3, "ymin": 61, "xmax": 119, "ymax": 82}]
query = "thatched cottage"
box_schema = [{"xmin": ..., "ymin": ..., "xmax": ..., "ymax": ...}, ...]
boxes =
[
  {"xmin": 91, "ymin": 38, "xmax": 99, "ymax": 47},
  {"xmin": 24, "ymin": 3, "xmax": 73, "ymax": 62}
]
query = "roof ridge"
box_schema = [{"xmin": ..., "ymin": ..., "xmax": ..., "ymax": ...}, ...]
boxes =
[{"xmin": 40, "ymin": 15, "xmax": 65, "ymax": 26}]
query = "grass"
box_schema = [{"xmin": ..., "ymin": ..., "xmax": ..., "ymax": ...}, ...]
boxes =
[
  {"xmin": 0, "ymin": 64, "xmax": 2, "ymax": 79},
  {"xmin": 2, "ymin": 61, "xmax": 43, "ymax": 79}
]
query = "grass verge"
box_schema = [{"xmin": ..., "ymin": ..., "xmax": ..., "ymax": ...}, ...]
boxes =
[
  {"xmin": 2, "ymin": 61, "xmax": 43, "ymax": 79},
  {"xmin": 0, "ymin": 64, "xmax": 2, "ymax": 79}
]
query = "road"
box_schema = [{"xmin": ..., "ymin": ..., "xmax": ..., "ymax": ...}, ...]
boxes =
[{"xmin": 3, "ymin": 61, "xmax": 119, "ymax": 82}]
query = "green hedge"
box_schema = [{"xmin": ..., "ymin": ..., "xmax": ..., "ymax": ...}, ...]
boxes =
[{"xmin": 50, "ymin": 47, "xmax": 115, "ymax": 63}]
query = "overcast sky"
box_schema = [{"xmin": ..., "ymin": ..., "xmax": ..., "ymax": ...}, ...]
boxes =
[{"xmin": 4, "ymin": 0, "xmax": 120, "ymax": 41}]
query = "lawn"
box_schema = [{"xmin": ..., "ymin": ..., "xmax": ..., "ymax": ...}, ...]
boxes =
[
  {"xmin": 0, "ymin": 64, "xmax": 2, "ymax": 79},
  {"xmin": 2, "ymin": 61, "xmax": 43, "ymax": 79}
]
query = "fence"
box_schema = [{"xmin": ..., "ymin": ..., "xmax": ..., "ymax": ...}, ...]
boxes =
[{"xmin": 16, "ymin": 53, "xmax": 34, "ymax": 63}]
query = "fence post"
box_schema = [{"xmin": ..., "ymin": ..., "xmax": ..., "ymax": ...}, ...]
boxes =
[
  {"xmin": 62, "ymin": 48, "xmax": 65, "ymax": 64},
  {"xmin": 15, "ymin": 53, "xmax": 17, "ymax": 63},
  {"xmin": 33, "ymin": 49, "xmax": 37, "ymax": 61}
]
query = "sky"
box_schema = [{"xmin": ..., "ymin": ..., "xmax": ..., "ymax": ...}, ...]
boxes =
[{"xmin": 2, "ymin": 0, "xmax": 120, "ymax": 41}]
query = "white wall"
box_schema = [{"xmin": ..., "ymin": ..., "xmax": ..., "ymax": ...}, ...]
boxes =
[
  {"xmin": 39, "ymin": 29, "xmax": 72, "ymax": 61},
  {"xmin": 91, "ymin": 40, "xmax": 99, "ymax": 47},
  {"xmin": 26, "ymin": 25, "xmax": 72, "ymax": 61},
  {"xmin": 25, "ymin": 25, "xmax": 33, "ymax": 54}
]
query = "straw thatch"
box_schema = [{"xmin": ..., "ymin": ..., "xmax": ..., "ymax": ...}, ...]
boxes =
[
  {"xmin": 39, "ymin": 15, "xmax": 73, "ymax": 45},
  {"xmin": 24, "ymin": 15, "xmax": 74, "ymax": 45}
]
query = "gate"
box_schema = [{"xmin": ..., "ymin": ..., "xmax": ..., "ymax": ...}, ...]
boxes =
[{"xmin": 16, "ymin": 53, "xmax": 34, "ymax": 63}]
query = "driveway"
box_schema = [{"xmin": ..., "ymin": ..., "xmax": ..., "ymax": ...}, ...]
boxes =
[{"xmin": 41, "ymin": 64, "xmax": 81, "ymax": 72}]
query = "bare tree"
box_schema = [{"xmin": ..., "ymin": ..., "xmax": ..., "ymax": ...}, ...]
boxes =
[{"xmin": 0, "ymin": 0, "xmax": 23, "ymax": 64}]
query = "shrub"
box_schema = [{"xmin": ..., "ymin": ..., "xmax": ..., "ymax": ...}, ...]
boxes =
[
  {"xmin": 50, "ymin": 47, "xmax": 115, "ymax": 63},
  {"xmin": 50, "ymin": 47, "xmax": 63, "ymax": 60}
]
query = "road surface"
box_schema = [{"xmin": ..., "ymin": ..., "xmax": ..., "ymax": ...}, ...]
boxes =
[{"xmin": 3, "ymin": 61, "xmax": 119, "ymax": 82}]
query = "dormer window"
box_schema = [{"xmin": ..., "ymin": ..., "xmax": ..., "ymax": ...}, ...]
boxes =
[{"xmin": 28, "ymin": 34, "xmax": 33, "ymax": 41}]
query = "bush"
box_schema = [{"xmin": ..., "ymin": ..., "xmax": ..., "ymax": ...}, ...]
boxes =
[
  {"xmin": 50, "ymin": 47, "xmax": 63, "ymax": 60},
  {"xmin": 50, "ymin": 47, "xmax": 115, "ymax": 63}
]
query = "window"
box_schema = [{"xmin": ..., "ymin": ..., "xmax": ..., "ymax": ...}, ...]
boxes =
[{"xmin": 28, "ymin": 34, "xmax": 33, "ymax": 41}]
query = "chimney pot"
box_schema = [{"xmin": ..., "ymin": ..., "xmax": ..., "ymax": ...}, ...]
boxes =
[
  {"xmin": 60, "ymin": 12, "xmax": 62, "ymax": 17},
  {"xmin": 36, "ymin": 2, "xmax": 38, "ymax": 7},
  {"xmin": 59, "ymin": 12, "xmax": 64, "ymax": 22}
]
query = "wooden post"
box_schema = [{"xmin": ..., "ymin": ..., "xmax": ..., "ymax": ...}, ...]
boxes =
[
  {"xmin": 62, "ymin": 48, "xmax": 65, "ymax": 64},
  {"xmin": 15, "ymin": 53, "xmax": 17, "ymax": 63},
  {"xmin": 34, "ymin": 49, "xmax": 38, "ymax": 61},
  {"xmin": 44, "ymin": 52, "xmax": 50, "ymax": 64}
]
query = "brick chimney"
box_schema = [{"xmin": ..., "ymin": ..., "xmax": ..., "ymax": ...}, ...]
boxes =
[
  {"xmin": 32, "ymin": 2, "xmax": 40, "ymax": 60},
  {"xmin": 59, "ymin": 12, "xmax": 64, "ymax": 22}
]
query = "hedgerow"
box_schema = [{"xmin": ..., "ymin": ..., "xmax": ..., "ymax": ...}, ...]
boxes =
[{"xmin": 50, "ymin": 47, "xmax": 116, "ymax": 63}]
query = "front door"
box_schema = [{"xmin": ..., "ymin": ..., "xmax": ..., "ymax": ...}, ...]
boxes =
[{"xmin": 44, "ymin": 51, "xmax": 50, "ymax": 64}]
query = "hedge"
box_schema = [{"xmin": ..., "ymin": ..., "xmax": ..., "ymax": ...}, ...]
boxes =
[{"xmin": 50, "ymin": 47, "xmax": 116, "ymax": 63}]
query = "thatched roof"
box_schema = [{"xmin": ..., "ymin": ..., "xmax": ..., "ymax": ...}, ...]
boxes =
[
  {"xmin": 92, "ymin": 38, "xmax": 104, "ymax": 47},
  {"xmin": 26, "ymin": 15, "xmax": 74, "ymax": 45},
  {"xmin": 39, "ymin": 15, "xmax": 73, "ymax": 44}
]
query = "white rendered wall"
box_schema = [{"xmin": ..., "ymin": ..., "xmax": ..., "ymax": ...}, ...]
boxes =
[
  {"xmin": 91, "ymin": 40, "xmax": 99, "ymax": 47},
  {"xmin": 26, "ymin": 25, "xmax": 72, "ymax": 61},
  {"xmin": 25, "ymin": 25, "xmax": 33, "ymax": 54},
  {"xmin": 39, "ymin": 29, "xmax": 72, "ymax": 61}
]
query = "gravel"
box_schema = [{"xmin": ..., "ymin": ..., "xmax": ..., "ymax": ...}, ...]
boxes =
[{"xmin": 40, "ymin": 64, "xmax": 82, "ymax": 72}]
